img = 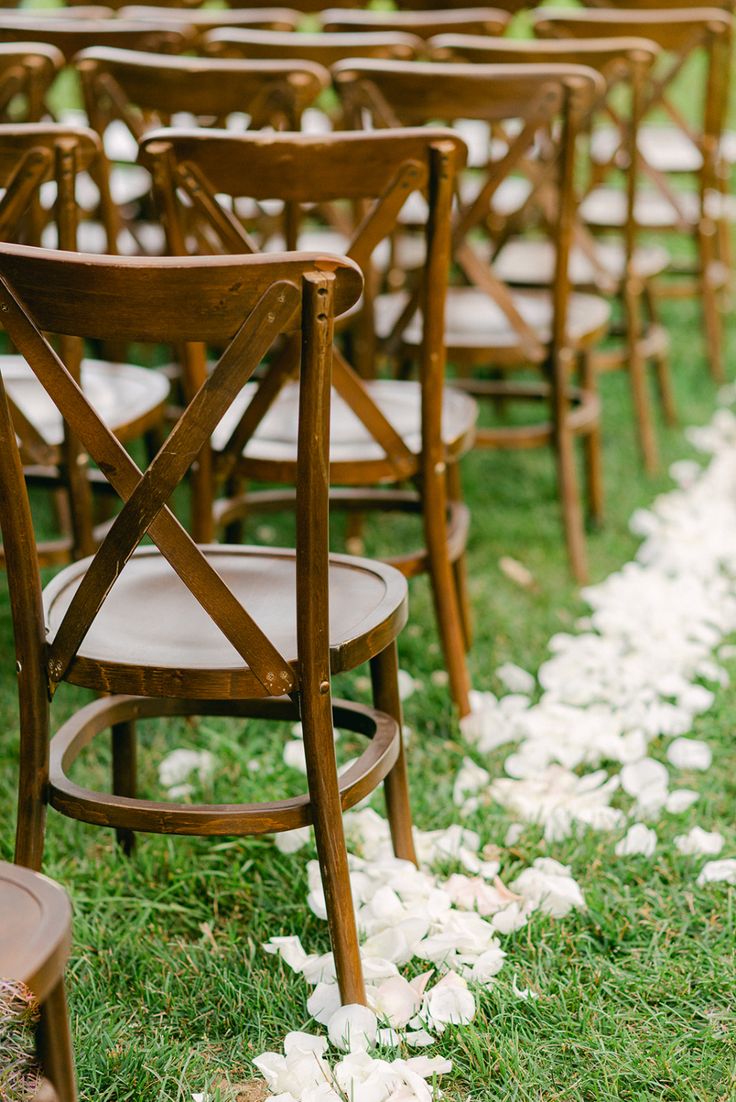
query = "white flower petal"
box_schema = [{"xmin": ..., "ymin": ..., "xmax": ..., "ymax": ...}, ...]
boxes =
[
  {"xmin": 615, "ymin": 824, "xmax": 657, "ymax": 858},
  {"xmin": 327, "ymin": 1003, "xmax": 378, "ymax": 1052},
  {"xmin": 675, "ymin": 827, "xmax": 724, "ymax": 856},
  {"xmin": 666, "ymin": 738, "xmax": 712, "ymax": 771}
]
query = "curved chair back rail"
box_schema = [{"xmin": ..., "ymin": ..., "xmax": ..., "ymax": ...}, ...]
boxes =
[
  {"xmin": 201, "ymin": 28, "xmax": 424, "ymax": 64},
  {"xmin": 0, "ymin": 16, "xmax": 191, "ymax": 60},
  {"xmin": 320, "ymin": 7, "xmax": 511, "ymax": 38},
  {"xmin": 120, "ymin": 5, "xmax": 301, "ymax": 32}
]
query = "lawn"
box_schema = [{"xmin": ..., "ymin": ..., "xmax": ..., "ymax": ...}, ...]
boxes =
[{"xmin": 2, "ymin": 36, "xmax": 736, "ymax": 1102}]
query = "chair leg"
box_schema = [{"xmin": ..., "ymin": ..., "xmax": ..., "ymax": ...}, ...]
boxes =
[
  {"xmin": 369, "ymin": 641, "xmax": 418, "ymax": 866},
  {"xmin": 36, "ymin": 980, "xmax": 77, "ymax": 1102},
  {"xmin": 642, "ymin": 285, "xmax": 677, "ymax": 426},
  {"xmin": 301, "ymin": 689, "xmax": 365, "ymax": 1005},
  {"xmin": 111, "ymin": 720, "xmax": 136, "ymax": 856},
  {"xmin": 446, "ymin": 462, "xmax": 473, "ymax": 650},
  {"xmin": 579, "ymin": 353, "xmax": 604, "ymax": 527},
  {"xmin": 623, "ymin": 281, "xmax": 659, "ymax": 474},
  {"xmin": 423, "ymin": 466, "xmax": 472, "ymax": 717},
  {"xmin": 698, "ymin": 222, "xmax": 726, "ymax": 384},
  {"xmin": 551, "ymin": 355, "xmax": 588, "ymax": 585}
]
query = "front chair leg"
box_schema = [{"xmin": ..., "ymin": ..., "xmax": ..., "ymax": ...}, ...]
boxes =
[
  {"xmin": 301, "ymin": 688, "xmax": 365, "ymax": 1005},
  {"xmin": 370, "ymin": 641, "xmax": 418, "ymax": 866},
  {"xmin": 111, "ymin": 720, "xmax": 136, "ymax": 855}
]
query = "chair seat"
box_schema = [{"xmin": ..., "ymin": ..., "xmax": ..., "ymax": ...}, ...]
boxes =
[
  {"xmin": 376, "ymin": 286, "xmax": 610, "ymax": 354},
  {"xmin": 580, "ymin": 185, "xmax": 736, "ymax": 229},
  {"xmin": 0, "ymin": 861, "xmax": 71, "ymax": 1000},
  {"xmin": 211, "ymin": 378, "xmax": 478, "ymax": 481},
  {"xmin": 43, "ymin": 544, "xmax": 408, "ymax": 695},
  {"xmin": 491, "ymin": 238, "xmax": 671, "ymax": 288},
  {"xmin": 2, "ymin": 355, "xmax": 169, "ymax": 447},
  {"xmin": 591, "ymin": 123, "xmax": 736, "ymax": 173}
]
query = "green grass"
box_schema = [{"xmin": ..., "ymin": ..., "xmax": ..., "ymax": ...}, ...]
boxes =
[
  {"xmin": 3, "ymin": 39, "xmax": 736, "ymax": 1102},
  {"xmin": 1, "ymin": 294, "xmax": 734, "ymax": 1102}
]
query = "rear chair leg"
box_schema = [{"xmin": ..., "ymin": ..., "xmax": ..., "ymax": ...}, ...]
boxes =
[
  {"xmin": 301, "ymin": 688, "xmax": 365, "ymax": 1005},
  {"xmin": 370, "ymin": 641, "xmax": 418, "ymax": 866},
  {"xmin": 111, "ymin": 720, "xmax": 136, "ymax": 855}
]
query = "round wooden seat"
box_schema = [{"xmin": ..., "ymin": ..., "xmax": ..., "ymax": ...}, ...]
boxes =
[
  {"xmin": 492, "ymin": 238, "xmax": 671, "ymax": 288},
  {"xmin": 376, "ymin": 287, "xmax": 611, "ymax": 358},
  {"xmin": 43, "ymin": 545, "xmax": 408, "ymax": 696},
  {"xmin": 0, "ymin": 863, "xmax": 71, "ymax": 1000},
  {"xmin": 581, "ymin": 185, "xmax": 704, "ymax": 230},
  {"xmin": 592, "ymin": 123, "xmax": 736, "ymax": 173},
  {"xmin": 1, "ymin": 355, "xmax": 169, "ymax": 446},
  {"xmin": 210, "ymin": 379, "xmax": 478, "ymax": 483}
]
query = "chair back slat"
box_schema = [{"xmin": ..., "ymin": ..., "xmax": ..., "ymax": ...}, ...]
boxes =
[
  {"xmin": 0, "ymin": 17, "xmax": 190, "ymax": 60},
  {"xmin": 320, "ymin": 8, "xmax": 510, "ymax": 38}
]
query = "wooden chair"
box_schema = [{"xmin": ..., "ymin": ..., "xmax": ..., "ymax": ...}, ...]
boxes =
[
  {"xmin": 74, "ymin": 47, "xmax": 328, "ymax": 252},
  {"xmin": 428, "ymin": 34, "xmax": 672, "ymax": 473},
  {"xmin": 0, "ymin": 43, "xmax": 64, "ymax": 123},
  {"xmin": 3, "ymin": 242, "xmax": 415, "ymax": 1007},
  {"xmin": 534, "ymin": 7, "xmax": 733, "ymax": 383},
  {"xmin": 139, "ymin": 126, "xmax": 477, "ymax": 716},
  {"xmin": 0, "ymin": 861, "xmax": 77, "ymax": 1102},
  {"xmin": 201, "ymin": 28, "xmax": 423, "ymax": 66},
  {"xmin": 0, "ymin": 123, "xmax": 168, "ymax": 565},
  {"xmin": 333, "ymin": 60, "xmax": 609, "ymax": 583},
  {"xmin": 319, "ymin": 7, "xmax": 512, "ymax": 39}
]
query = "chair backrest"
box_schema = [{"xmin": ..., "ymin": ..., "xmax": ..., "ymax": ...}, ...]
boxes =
[
  {"xmin": 120, "ymin": 5, "xmax": 301, "ymax": 33},
  {"xmin": 201, "ymin": 28, "xmax": 423, "ymax": 64},
  {"xmin": 76, "ymin": 47, "xmax": 329, "ymax": 142},
  {"xmin": 0, "ymin": 43, "xmax": 64, "ymax": 122},
  {"xmin": 138, "ymin": 126, "xmax": 466, "ymax": 488},
  {"xmin": 385, "ymin": 0, "xmax": 528, "ymax": 12},
  {"xmin": 426, "ymin": 35, "xmax": 660, "ymax": 279},
  {"xmin": 533, "ymin": 8, "xmax": 733, "ymax": 196},
  {"xmin": 0, "ymin": 123, "xmax": 118, "ymax": 564},
  {"xmin": 319, "ymin": 8, "xmax": 511, "ymax": 38},
  {"xmin": 0, "ymin": 244, "xmax": 363, "ymax": 708},
  {"xmin": 0, "ymin": 16, "xmax": 190, "ymax": 61},
  {"xmin": 332, "ymin": 59, "xmax": 603, "ymax": 364}
]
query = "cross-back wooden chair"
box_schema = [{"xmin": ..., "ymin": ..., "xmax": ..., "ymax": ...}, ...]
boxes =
[
  {"xmin": 534, "ymin": 7, "xmax": 733, "ymax": 384},
  {"xmin": 319, "ymin": 7, "xmax": 512, "ymax": 39},
  {"xmin": 138, "ymin": 126, "xmax": 477, "ymax": 716},
  {"xmin": 1, "ymin": 861, "xmax": 77, "ymax": 1102},
  {"xmin": 333, "ymin": 60, "xmax": 608, "ymax": 584},
  {"xmin": 3, "ymin": 242, "xmax": 417, "ymax": 1007},
  {"xmin": 75, "ymin": 46, "xmax": 329, "ymax": 252},
  {"xmin": 428, "ymin": 34, "xmax": 672, "ymax": 474},
  {"xmin": 201, "ymin": 27, "xmax": 424, "ymax": 66},
  {"xmin": 0, "ymin": 43, "xmax": 64, "ymax": 123},
  {"xmin": 0, "ymin": 123, "xmax": 168, "ymax": 566}
]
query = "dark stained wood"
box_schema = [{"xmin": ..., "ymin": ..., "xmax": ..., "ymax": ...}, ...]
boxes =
[
  {"xmin": 0, "ymin": 43, "xmax": 64, "ymax": 122},
  {"xmin": 1, "ymin": 244, "xmax": 416, "ymax": 1006},
  {"xmin": 140, "ymin": 126, "xmax": 477, "ymax": 715},
  {"xmin": 0, "ymin": 861, "xmax": 77, "ymax": 1102},
  {"xmin": 428, "ymin": 33, "xmax": 670, "ymax": 473},
  {"xmin": 333, "ymin": 59, "xmax": 608, "ymax": 583},
  {"xmin": 0, "ymin": 15, "xmax": 190, "ymax": 61},
  {"xmin": 201, "ymin": 27, "xmax": 423, "ymax": 64},
  {"xmin": 534, "ymin": 7, "xmax": 734, "ymax": 381},
  {"xmin": 320, "ymin": 7, "xmax": 511, "ymax": 38}
]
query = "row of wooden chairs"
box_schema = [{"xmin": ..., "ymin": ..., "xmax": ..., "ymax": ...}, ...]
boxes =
[{"xmin": 0, "ymin": 7, "xmax": 732, "ymax": 1101}]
